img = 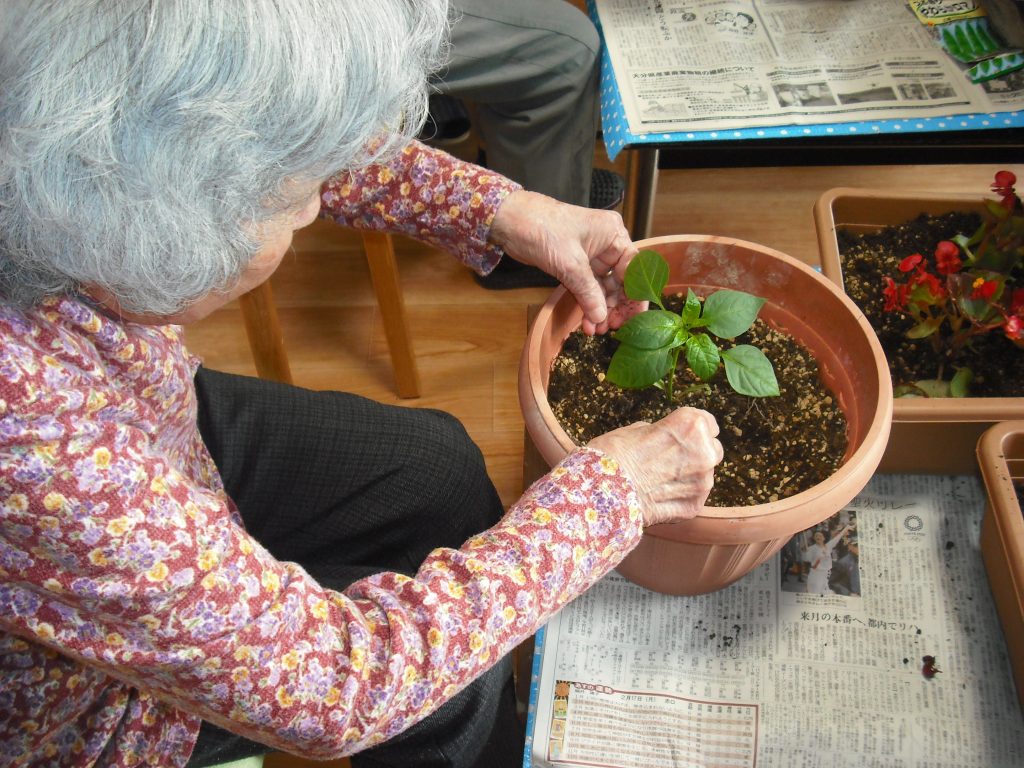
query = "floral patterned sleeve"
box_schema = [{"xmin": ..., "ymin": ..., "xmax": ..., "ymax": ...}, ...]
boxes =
[
  {"xmin": 0, "ymin": 299, "xmax": 643, "ymax": 763},
  {"xmin": 333, "ymin": 447, "xmax": 644, "ymax": 755},
  {"xmin": 4, "ymin": 443, "xmax": 641, "ymax": 760},
  {"xmin": 319, "ymin": 141, "xmax": 521, "ymax": 275}
]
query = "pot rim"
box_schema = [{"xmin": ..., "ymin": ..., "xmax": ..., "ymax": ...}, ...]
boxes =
[
  {"xmin": 978, "ymin": 419, "xmax": 1024, "ymax": 552},
  {"xmin": 521, "ymin": 234, "xmax": 893, "ymax": 527}
]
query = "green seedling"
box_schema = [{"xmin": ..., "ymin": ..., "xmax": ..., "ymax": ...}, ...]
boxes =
[{"xmin": 606, "ymin": 249, "xmax": 780, "ymax": 401}]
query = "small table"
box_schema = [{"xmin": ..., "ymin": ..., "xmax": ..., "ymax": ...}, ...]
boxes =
[{"xmin": 586, "ymin": 1, "xmax": 1024, "ymax": 240}]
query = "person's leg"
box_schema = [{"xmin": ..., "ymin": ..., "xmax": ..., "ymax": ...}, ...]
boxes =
[
  {"xmin": 438, "ymin": 0, "xmax": 601, "ymax": 208},
  {"xmin": 194, "ymin": 368, "xmax": 501, "ymax": 572},
  {"xmin": 186, "ymin": 368, "xmax": 521, "ymax": 768},
  {"xmin": 436, "ymin": 2, "xmax": 619, "ymax": 288}
]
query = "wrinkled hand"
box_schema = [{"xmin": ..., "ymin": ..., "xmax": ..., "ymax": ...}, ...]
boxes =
[
  {"xmin": 489, "ymin": 190, "xmax": 643, "ymax": 335},
  {"xmin": 588, "ymin": 408, "xmax": 723, "ymax": 527}
]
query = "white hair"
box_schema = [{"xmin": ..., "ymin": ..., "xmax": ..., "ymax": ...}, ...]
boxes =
[{"xmin": 0, "ymin": 0, "xmax": 449, "ymax": 315}]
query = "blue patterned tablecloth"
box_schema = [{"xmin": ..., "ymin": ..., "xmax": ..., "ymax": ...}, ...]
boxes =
[{"xmin": 586, "ymin": 0, "xmax": 1024, "ymax": 160}]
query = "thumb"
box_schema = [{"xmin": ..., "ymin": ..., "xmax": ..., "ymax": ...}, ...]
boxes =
[{"xmin": 560, "ymin": 251, "xmax": 608, "ymax": 328}]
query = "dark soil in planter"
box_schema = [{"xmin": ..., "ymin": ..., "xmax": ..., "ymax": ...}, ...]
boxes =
[
  {"xmin": 837, "ymin": 211, "xmax": 1024, "ymax": 397},
  {"xmin": 547, "ymin": 294, "xmax": 849, "ymax": 508}
]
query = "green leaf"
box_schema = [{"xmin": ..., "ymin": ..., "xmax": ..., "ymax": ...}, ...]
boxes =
[
  {"xmin": 912, "ymin": 379, "xmax": 952, "ymax": 398},
  {"xmin": 612, "ymin": 310, "xmax": 682, "ymax": 349},
  {"xmin": 623, "ymin": 249, "xmax": 669, "ymax": 307},
  {"xmin": 958, "ymin": 295, "xmax": 1000, "ymax": 323},
  {"xmin": 672, "ymin": 327, "xmax": 690, "ymax": 349},
  {"xmin": 680, "ymin": 289, "xmax": 701, "ymax": 325},
  {"xmin": 972, "ymin": 243, "xmax": 1014, "ymax": 271},
  {"xmin": 908, "ymin": 282, "xmax": 942, "ymax": 306},
  {"xmin": 953, "ymin": 232, "xmax": 979, "ymax": 263},
  {"xmin": 1007, "ymin": 215, "xmax": 1024, "ymax": 238},
  {"xmin": 906, "ymin": 316, "xmax": 943, "ymax": 339},
  {"xmin": 893, "ymin": 383, "xmax": 926, "ymax": 398},
  {"xmin": 702, "ymin": 290, "xmax": 766, "ymax": 339},
  {"xmin": 950, "ymin": 367, "xmax": 974, "ymax": 398},
  {"xmin": 721, "ymin": 345, "xmax": 780, "ymax": 397},
  {"xmin": 686, "ymin": 333, "xmax": 720, "ymax": 381},
  {"xmin": 607, "ymin": 344, "xmax": 673, "ymax": 389},
  {"xmin": 984, "ymin": 198, "xmax": 1010, "ymax": 220},
  {"xmin": 953, "ymin": 232, "xmax": 975, "ymax": 250}
]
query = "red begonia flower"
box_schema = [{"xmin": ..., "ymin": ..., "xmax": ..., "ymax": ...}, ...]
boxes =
[
  {"xmin": 992, "ymin": 170, "xmax": 1018, "ymax": 209},
  {"xmin": 970, "ymin": 277, "xmax": 998, "ymax": 301},
  {"xmin": 882, "ymin": 276, "xmax": 903, "ymax": 311},
  {"xmin": 933, "ymin": 240, "xmax": 961, "ymax": 275},
  {"xmin": 1011, "ymin": 288, "xmax": 1024, "ymax": 314},
  {"xmin": 1005, "ymin": 315, "xmax": 1023, "ymax": 340},
  {"xmin": 898, "ymin": 253, "xmax": 923, "ymax": 272},
  {"xmin": 992, "ymin": 170, "xmax": 1017, "ymax": 194}
]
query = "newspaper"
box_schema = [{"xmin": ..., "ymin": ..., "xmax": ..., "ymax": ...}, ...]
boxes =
[
  {"xmin": 526, "ymin": 474, "xmax": 1024, "ymax": 767},
  {"xmin": 594, "ymin": 0, "xmax": 1024, "ymax": 134}
]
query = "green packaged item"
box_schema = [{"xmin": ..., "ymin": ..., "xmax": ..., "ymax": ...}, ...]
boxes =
[
  {"xmin": 908, "ymin": 0, "xmax": 1024, "ymax": 83},
  {"xmin": 966, "ymin": 49, "xmax": 1024, "ymax": 81},
  {"xmin": 939, "ymin": 16, "xmax": 1003, "ymax": 62}
]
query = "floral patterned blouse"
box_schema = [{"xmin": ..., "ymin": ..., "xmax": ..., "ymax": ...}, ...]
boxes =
[{"xmin": 0, "ymin": 142, "xmax": 644, "ymax": 767}]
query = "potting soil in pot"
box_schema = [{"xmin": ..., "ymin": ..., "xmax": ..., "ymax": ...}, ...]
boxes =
[
  {"xmin": 838, "ymin": 211, "xmax": 1024, "ymax": 397},
  {"xmin": 547, "ymin": 293, "xmax": 848, "ymax": 508}
]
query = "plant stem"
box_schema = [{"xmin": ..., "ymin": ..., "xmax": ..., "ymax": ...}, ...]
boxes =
[{"xmin": 666, "ymin": 347, "xmax": 683, "ymax": 404}]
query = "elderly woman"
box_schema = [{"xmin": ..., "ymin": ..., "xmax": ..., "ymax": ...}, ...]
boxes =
[{"xmin": 0, "ymin": 2, "xmax": 722, "ymax": 767}]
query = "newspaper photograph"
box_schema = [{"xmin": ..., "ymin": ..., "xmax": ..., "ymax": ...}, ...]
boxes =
[
  {"xmin": 594, "ymin": 0, "xmax": 1024, "ymax": 134},
  {"xmin": 526, "ymin": 474, "xmax": 1024, "ymax": 767}
]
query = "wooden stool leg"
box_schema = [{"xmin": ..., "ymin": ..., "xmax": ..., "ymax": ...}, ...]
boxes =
[
  {"xmin": 361, "ymin": 232, "xmax": 421, "ymax": 399},
  {"xmin": 238, "ymin": 280, "xmax": 293, "ymax": 385}
]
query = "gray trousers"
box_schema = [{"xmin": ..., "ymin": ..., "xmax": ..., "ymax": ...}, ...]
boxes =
[{"xmin": 438, "ymin": 0, "xmax": 601, "ymax": 207}]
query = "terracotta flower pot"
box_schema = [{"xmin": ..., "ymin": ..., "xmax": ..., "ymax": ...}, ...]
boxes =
[
  {"xmin": 519, "ymin": 235, "xmax": 893, "ymax": 595},
  {"xmin": 978, "ymin": 420, "xmax": 1024, "ymax": 710},
  {"xmin": 814, "ymin": 188, "xmax": 1024, "ymax": 474}
]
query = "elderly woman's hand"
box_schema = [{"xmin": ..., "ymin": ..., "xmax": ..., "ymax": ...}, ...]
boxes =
[
  {"xmin": 489, "ymin": 190, "xmax": 642, "ymax": 335},
  {"xmin": 588, "ymin": 408, "xmax": 723, "ymax": 527}
]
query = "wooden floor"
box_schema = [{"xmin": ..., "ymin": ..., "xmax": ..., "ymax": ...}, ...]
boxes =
[{"xmin": 184, "ymin": 160, "xmax": 1016, "ymax": 512}]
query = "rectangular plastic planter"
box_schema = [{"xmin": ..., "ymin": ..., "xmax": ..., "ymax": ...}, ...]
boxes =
[
  {"xmin": 814, "ymin": 188, "xmax": 1024, "ymax": 474},
  {"xmin": 978, "ymin": 421, "xmax": 1024, "ymax": 710}
]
